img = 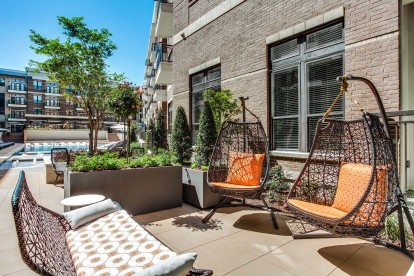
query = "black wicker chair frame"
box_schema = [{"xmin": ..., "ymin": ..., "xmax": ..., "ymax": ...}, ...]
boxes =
[
  {"xmin": 286, "ymin": 75, "xmax": 414, "ymax": 259},
  {"xmin": 202, "ymin": 97, "xmax": 278, "ymax": 229},
  {"xmin": 12, "ymin": 171, "xmax": 213, "ymax": 275},
  {"xmin": 51, "ymin": 147, "xmax": 69, "ymax": 187}
]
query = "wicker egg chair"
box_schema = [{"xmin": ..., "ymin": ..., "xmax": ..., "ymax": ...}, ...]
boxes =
[
  {"xmin": 202, "ymin": 97, "xmax": 278, "ymax": 229},
  {"xmin": 286, "ymin": 75, "xmax": 414, "ymax": 259}
]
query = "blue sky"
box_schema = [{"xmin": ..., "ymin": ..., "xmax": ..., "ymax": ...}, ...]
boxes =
[{"xmin": 0, "ymin": 0, "xmax": 154, "ymax": 85}]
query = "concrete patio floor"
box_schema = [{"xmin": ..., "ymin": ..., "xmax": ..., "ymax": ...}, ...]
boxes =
[{"xmin": 0, "ymin": 166, "xmax": 413, "ymax": 275}]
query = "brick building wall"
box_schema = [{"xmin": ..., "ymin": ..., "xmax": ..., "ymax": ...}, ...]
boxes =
[{"xmin": 172, "ymin": 0, "xmax": 400, "ymax": 174}]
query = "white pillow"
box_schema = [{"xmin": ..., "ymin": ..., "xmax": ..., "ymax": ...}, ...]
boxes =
[
  {"xmin": 63, "ymin": 199, "xmax": 118, "ymax": 229},
  {"xmin": 137, "ymin": 253, "xmax": 197, "ymax": 276}
]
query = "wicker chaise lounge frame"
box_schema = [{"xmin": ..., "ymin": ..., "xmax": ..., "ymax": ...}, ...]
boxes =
[
  {"xmin": 287, "ymin": 75, "xmax": 414, "ymax": 259},
  {"xmin": 12, "ymin": 171, "xmax": 213, "ymax": 275},
  {"xmin": 202, "ymin": 97, "xmax": 278, "ymax": 229}
]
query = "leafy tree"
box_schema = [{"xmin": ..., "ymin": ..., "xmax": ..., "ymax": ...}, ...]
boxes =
[
  {"xmin": 204, "ymin": 89, "xmax": 238, "ymax": 131},
  {"xmin": 106, "ymin": 82, "xmax": 143, "ymax": 158},
  {"xmin": 171, "ymin": 106, "xmax": 192, "ymax": 164},
  {"xmin": 29, "ymin": 16, "xmax": 118, "ymax": 153},
  {"xmin": 194, "ymin": 101, "xmax": 217, "ymax": 167},
  {"xmin": 153, "ymin": 109, "xmax": 168, "ymax": 152}
]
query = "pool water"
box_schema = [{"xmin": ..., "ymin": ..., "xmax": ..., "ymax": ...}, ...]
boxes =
[
  {"xmin": 0, "ymin": 160, "xmax": 45, "ymax": 170},
  {"xmin": 25, "ymin": 142, "xmax": 89, "ymax": 152}
]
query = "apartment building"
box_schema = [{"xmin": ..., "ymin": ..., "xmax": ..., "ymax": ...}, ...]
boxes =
[
  {"xmin": 142, "ymin": 0, "xmax": 173, "ymax": 131},
  {"xmin": 171, "ymin": 0, "xmax": 414, "ymax": 189},
  {"xmin": 0, "ymin": 68, "xmax": 115, "ymax": 132}
]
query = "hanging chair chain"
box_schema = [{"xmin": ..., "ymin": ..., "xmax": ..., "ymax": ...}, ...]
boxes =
[{"xmin": 322, "ymin": 76, "xmax": 365, "ymax": 121}]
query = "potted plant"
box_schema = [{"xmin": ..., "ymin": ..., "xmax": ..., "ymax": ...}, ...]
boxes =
[
  {"xmin": 181, "ymin": 101, "xmax": 225, "ymax": 208},
  {"xmin": 106, "ymin": 81, "xmax": 143, "ymax": 159},
  {"xmin": 64, "ymin": 150, "xmax": 182, "ymax": 215},
  {"xmin": 265, "ymin": 165, "xmax": 292, "ymax": 205}
]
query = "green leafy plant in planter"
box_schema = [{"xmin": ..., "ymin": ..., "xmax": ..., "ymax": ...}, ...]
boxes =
[
  {"xmin": 170, "ymin": 106, "xmax": 192, "ymax": 164},
  {"xmin": 384, "ymin": 213, "xmax": 412, "ymax": 241},
  {"xmin": 70, "ymin": 150, "xmax": 174, "ymax": 172},
  {"xmin": 70, "ymin": 151, "xmax": 127, "ymax": 172},
  {"xmin": 153, "ymin": 109, "xmax": 168, "ymax": 152},
  {"xmin": 194, "ymin": 101, "xmax": 217, "ymax": 169},
  {"xmin": 204, "ymin": 89, "xmax": 239, "ymax": 132},
  {"xmin": 266, "ymin": 165, "xmax": 292, "ymax": 201}
]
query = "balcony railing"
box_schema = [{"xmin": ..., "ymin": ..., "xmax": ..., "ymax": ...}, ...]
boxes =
[
  {"xmin": 145, "ymin": 59, "xmax": 153, "ymax": 67},
  {"xmin": 46, "ymin": 87, "xmax": 60, "ymax": 94},
  {"xmin": 8, "ymin": 114, "xmax": 26, "ymax": 119},
  {"xmin": 151, "ymin": 42, "xmax": 158, "ymax": 52},
  {"xmin": 8, "ymin": 84, "xmax": 26, "ymax": 91},
  {"xmin": 44, "ymin": 102, "xmax": 60, "ymax": 108},
  {"xmin": 155, "ymin": 44, "xmax": 173, "ymax": 70},
  {"xmin": 154, "ymin": 84, "xmax": 168, "ymax": 91},
  {"xmin": 8, "ymin": 98, "xmax": 27, "ymax": 105}
]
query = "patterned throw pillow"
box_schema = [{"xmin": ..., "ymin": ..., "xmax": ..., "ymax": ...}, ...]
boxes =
[{"xmin": 225, "ymin": 152, "xmax": 265, "ymax": 186}]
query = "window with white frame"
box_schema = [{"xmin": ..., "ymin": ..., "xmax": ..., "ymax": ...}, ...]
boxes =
[{"xmin": 270, "ymin": 22, "xmax": 344, "ymax": 152}]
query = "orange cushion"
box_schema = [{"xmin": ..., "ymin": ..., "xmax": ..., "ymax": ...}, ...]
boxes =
[
  {"xmin": 289, "ymin": 163, "xmax": 387, "ymax": 227},
  {"xmin": 332, "ymin": 163, "xmax": 386, "ymax": 213},
  {"xmin": 225, "ymin": 152, "xmax": 265, "ymax": 186},
  {"xmin": 288, "ymin": 199, "xmax": 347, "ymax": 220},
  {"xmin": 211, "ymin": 182, "xmax": 261, "ymax": 189}
]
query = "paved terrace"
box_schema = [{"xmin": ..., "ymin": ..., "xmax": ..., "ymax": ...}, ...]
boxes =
[{"xmin": 0, "ymin": 166, "xmax": 413, "ymax": 275}]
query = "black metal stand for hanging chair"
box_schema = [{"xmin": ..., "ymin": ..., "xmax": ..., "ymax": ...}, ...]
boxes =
[
  {"xmin": 202, "ymin": 97, "xmax": 278, "ymax": 229},
  {"xmin": 286, "ymin": 75, "xmax": 414, "ymax": 259}
]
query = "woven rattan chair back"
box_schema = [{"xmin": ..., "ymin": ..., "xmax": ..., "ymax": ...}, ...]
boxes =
[
  {"xmin": 11, "ymin": 171, "xmax": 76, "ymax": 275},
  {"xmin": 207, "ymin": 120, "xmax": 270, "ymax": 198},
  {"xmin": 287, "ymin": 76, "xmax": 414, "ymax": 260},
  {"xmin": 287, "ymin": 113, "xmax": 397, "ymax": 236}
]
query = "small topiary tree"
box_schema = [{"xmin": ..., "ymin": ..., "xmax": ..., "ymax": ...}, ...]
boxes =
[
  {"xmin": 153, "ymin": 109, "xmax": 168, "ymax": 152},
  {"xmin": 194, "ymin": 101, "xmax": 217, "ymax": 167},
  {"xmin": 130, "ymin": 122, "xmax": 138, "ymax": 143},
  {"xmin": 171, "ymin": 106, "xmax": 192, "ymax": 164},
  {"xmin": 146, "ymin": 118, "xmax": 155, "ymax": 152}
]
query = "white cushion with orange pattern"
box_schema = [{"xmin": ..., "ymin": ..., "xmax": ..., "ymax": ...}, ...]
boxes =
[{"xmin": 66, "ymin": 210, "xmax": 177, "ymax": 276}]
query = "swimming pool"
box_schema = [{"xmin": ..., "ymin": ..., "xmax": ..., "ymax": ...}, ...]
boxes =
[{"xmin": 25, "ymin": 142, "xmax": 89, "ymax": 152}]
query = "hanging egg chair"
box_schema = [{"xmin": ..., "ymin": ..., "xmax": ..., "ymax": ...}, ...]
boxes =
[
  {"xmin": 202, "ymin": 97, "xmax": 278, "ymax": 229},
  {"xmin": 286, "ymin": 75, "xmax": 414, "ymax": 259}
]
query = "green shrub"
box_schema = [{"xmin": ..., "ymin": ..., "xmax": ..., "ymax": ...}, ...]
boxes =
[
  {"xmin": 385, "ymin": 213, "xmax": 411, "ymax": 241},
  {"xmin": 153, "ymin": 109, "xmax": 168, "ymax": 152},
  {"xmin": 146, "ymin": 118, "xmax": 155, "ymax": 152},
  {"xmin": 194, "ymin": 101, "xmax": 217, "ymax": 167},
  {"xmin": 130, "ymin": 122, "xmax": 138, "ymax": 142},
  {"xmin": 266, "ymin": 165, "xmax": 291, "ymax": 201},
  {"xmin": 154, "ymin": 149, "xmax": 172, "ymax": 166},
  {"xmin": 170, "ymin": 106, "xmax": 192, "ymax": 164},
  {"xmin": 69, "ymin": 150, "xmax": 174, "ymax": 172},
  {"xmin": 70, "ymin": 151, "xmax": 126, "ymax": 172}
]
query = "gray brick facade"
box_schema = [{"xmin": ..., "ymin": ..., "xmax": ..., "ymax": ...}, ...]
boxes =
[{"xmin": 172, "ymin": 0, "xmax": 400, "ymax": 174}]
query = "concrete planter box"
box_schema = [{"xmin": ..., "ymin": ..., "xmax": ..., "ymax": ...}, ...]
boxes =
[
  {"xmin": 182, "ymin": 167, "xmax": 225, "ymax": 209},
  {"xmin": 64, "ymin": 166, "xmax": 182, "ymax": 215}
]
